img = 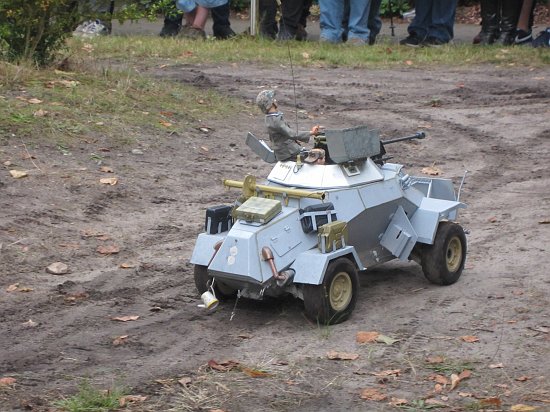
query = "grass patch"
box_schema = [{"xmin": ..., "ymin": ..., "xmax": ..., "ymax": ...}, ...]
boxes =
[
  {"xmin": 0, "ymin": 57, "xmax": 242, "ymax": 148},
  {"xmin": 53, "ymin": 381, "xmax": 126, "ymax": 412},
  {"xmin": 425, "ymin": 359, "xmax": 477, "ymax": 375},
  {"xmin": 66, "ymin": 35, "xmax": 550, "ymax": 69}
]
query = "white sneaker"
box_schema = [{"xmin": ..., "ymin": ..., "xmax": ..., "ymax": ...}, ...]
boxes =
[{"xmin": 73, "ymin": 20, "xmax": 109, "ymax": 38}]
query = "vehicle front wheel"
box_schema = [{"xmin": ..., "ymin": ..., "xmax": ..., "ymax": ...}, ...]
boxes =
[
  {"xmin": 302, "ymin": 258, "xmax": 359, "ymax": 325},
  {"xmin": 193, "ymin": 265, "xmax": 236, "ymax": 299},
  {"xmin": 421, "ymin": 222, "xmax": 467, "ymax": 285}
]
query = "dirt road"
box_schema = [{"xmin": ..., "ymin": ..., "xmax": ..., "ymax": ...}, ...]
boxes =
[{"xmin": 1, "ymin": 62, "xmax": 549, "ymax": 411}]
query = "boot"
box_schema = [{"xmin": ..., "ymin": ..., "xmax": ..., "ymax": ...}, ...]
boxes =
[
  {"xmin": 496, "ymin": 0, "xmax": 522, "ymax": 45},
  {"xmin": 478, "ymin": 0, "xmax": 500, "ymax": 45}
]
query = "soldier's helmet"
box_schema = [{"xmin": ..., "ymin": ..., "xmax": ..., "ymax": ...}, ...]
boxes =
[{"xmin": 256, "ymin": 90, "xmax": 276, "ymax": 114}]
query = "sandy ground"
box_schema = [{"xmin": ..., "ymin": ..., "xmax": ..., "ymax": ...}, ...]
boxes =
[{"xmin": 1, "ymin": 61, "xmax": 550, "ymax": 411}]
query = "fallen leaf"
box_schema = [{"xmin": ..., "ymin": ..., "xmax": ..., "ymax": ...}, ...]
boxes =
[
  {"xmin": 388, "ymin": 397, "xmax": 408, "ymax": 406},
  {"xmin": 434, "ymin": 375, "xmax": 450, "ymax": 385},
  {"xmin": 112, "ymin": 335, "xmax": 129, "ymax": 346},
  {"xmin": 178, "ymin": 377, "xmax": 192, "ymax": 386},
  {"xmin": 99, "ymin": 177, "xmax": 118, "ymax": 185},
  {"xmin": 6, "ymin": 283, "xmax": 19, "ymax": 292},
  {"xmin": 538, "ymin": 219, "xmax": 550, "ymax": 224},
  {"xmin": 199, "ymin": 127, "xmax": 210, "ymax": 133},
  {"xmin": 119, "ymin": 262, "xmax": 135, "ymax": 269},
  {"xmin": 33, "ymin": 109, "xmax": 48, "ymax": 117},
  {"xmin": 18, "ymin": 286, "xmax": 33, "ymax": 292},
  {"xmin": 22, "ymin": 319, "xmax": 38, "ymax": 327},
  {"xmin": 510, "ymin": 405, "xmax": 538, "ymax": 411},
  {"xmin": 97, "ymin": 245, "xmax": 120, "ymax": 255},
  {"xmin": 200, "ymin": 146, "xmax": 209, "ymax": 152},
  {"xmin": 372, "ymin": 369, "xmax": 401, "ymax": 377},
  {"xmin": 460, "ymin": 335, "xmax": 479, "ymax": 343},
  {"xmin": 450, "ymin": 370, "xmax": 472, "ymax": 390},
  {"xmin": 0, "ymin": 377, "xmax": 16, "ymax": 386},
  {"xmin": 119, "ymin": 395, "xmax": 147, "ymax": 407},
  {"xmin": 480, "ymin": 397, "xmax": 502, "ymax": 407},
  {"xmin": 458, "ymin": 392, "xmax": 473, "ymax": 397},
  {"xmin": 489, "ymin": 363, "xmax": 504, "ymax": 369},
  {"xmin": 356, "ymin": 331, "xmax": 379, "ymax": 343},
  {"xmin": 360, "ymin": 388, "xmax": 387, "ymax": 401},
  {"xmin": 111, "ymin": 315, "xmax": 139, "ymax": 322},
  {"xmin": 405, "ymin": 60, "xmax": 413, "ymax": 66},
  {"xmin": 46, "ymin": 262, "xmax": 70, "ymax": 275},
  {"xmin": 159, "ymin": 120, "xmax": 172, "ymax": 127},
  {"xmin": 515, "ymin": 376, "xmax": 531, "ymax": 382},
  {"xmin": 9, "ymin": 170, "xmax": 28, "ymax": 178},
  {"xmin": 326, "ymin": 351, "xmax": 359, "ymax": 360},
  {"xmin": 421, "ymin": 165, "xmax": 442, "ymax": 176},
  {"xmin": 434, "ymin": 383, "xmax": 443, "ymax": 393},
  {"xmin": 426, "ymin": 355, "xmax": 445, "ymax": 364},
  {"xmin": 488, "ymin": 216, "xmax": 498, "ymax": 223},
  {"xmin": 425, "ymin": 398, "xmax": 447, "ymax": 406},
  {"xmin": 302, "ymin": 52, "xmax": 310, "ymax": 59},
  {"xmin": 28, "ymin": 98, "xmax": 42, "ymax": 104},
  {"xmin": 376, "ymin": 334, "xmax": 399, "ymax": 345},
  {"xmin": 237, "ymin": 334, "xmax": 252, "ymax": 339},
  {"xmin": 207, "ymin": 359, "xmax": 240, "ymax": 372},
  {"xmin": 240, "ymin": 367, "xmax": 270, "ymax": 378}
]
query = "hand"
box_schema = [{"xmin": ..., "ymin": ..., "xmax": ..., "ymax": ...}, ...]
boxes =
[{"xmin": 310, "ymin": 125, "xmax": 321, "ymax": 135}]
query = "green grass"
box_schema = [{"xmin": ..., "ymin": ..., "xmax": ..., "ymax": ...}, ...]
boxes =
[
  {"xmin": 68, "ymin": 35, "xmax": 550, "ymax": 69},
  {"xmin": 53, "ymin": 381, "xmax": 126, "ymax": 412},
  {"xmin": 424, "ymin": 359, "xmax": 476, "ymax": 374}
]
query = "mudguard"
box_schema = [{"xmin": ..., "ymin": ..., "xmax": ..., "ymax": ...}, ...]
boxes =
[
  {"xmin": 411, "ymin": 198, "xmax": 465, "ymax": 244},
  {"xmin": 291, "ymin": 246, "xmax": 364, "ymax": 285},
  {"xmin": 189, "ymin": 233, "xmax": 226, "ymax": 266}
]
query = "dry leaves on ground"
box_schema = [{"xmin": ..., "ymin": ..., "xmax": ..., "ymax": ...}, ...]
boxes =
[
  {"xmin": 421, "ymin": 164, "xmax": 442, "ymax": 176},
  {"xmin": 112, "ymin": 335, "xmax": 129, "ymax": 346},
  {"xmin": 9, "ymin": 170, "xmax": 28, "ymax": 178},
  {"xmin": 0, "ymin": 377, "xmax": 16, "ymax": 386},
  {"xmin": 326, "ymin": 351, "xmax": 359, "ymax": 360},
  {"xmin": 360, "ymin": 387, "xmax": 387, "ymax": 401},
  {"xmin": 111, "ymin": 315, "xmax": 139, "ymax": 322},
  {"xmin": 450, "ymin": 370, "xmax": 472, "ymax": 390},
  {"xmin": 356, "ymin": 331, "xmax": 399, "ymax": 345},
  {"xmin": 460, "ymin": 335, "xmax": 480, "ymax": 343},
  {"xmin": 99, "ymin": 177, "xmax": 118, "ymax": 185},
  {"xmin": 97, "ymin": 245, "xmax": 120, "ymax": 255},
  {"xmin": 119, "ymin": 395, "xmax": 147, "ymax": 407}
]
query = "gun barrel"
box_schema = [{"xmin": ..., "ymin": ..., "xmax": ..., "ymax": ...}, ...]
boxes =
[
  {"xmin": 224, "ymin": 179, "xmax": 326, "ymax": 200},
  {"xmin": 381, "ymin": 131, "xmax": 426, "ymax": 145}
]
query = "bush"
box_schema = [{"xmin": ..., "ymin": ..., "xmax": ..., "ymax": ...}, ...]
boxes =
[
  {"xmin": 0, "ymin": 0, "xmax": 79, "ymax": 66},
  {"xmin": 379, "ymin": 0, "xmax": 411, "ymax": 17}
]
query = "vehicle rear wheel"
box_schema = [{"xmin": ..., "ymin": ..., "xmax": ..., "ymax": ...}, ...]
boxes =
[
  {"xmin": 303, "ymin": 258, "xmax": 359, "ymax": 325},
  {"xmin": 421, "ymin": 222, "xmax": 467, "ymax": 285},
  {"xmin": 193, "ymin": 265, "xmax": 237, "ymax": 298}
]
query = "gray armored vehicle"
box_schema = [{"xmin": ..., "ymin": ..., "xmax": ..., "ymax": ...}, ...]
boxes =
[{"xmin": 190, "ymin": 126, "xmax": 467, "ymax": 324}]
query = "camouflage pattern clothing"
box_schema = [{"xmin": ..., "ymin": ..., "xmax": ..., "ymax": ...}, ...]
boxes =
[{"xmin": 265, "ymin": 112, "xmax": 311, "ymax": 161}]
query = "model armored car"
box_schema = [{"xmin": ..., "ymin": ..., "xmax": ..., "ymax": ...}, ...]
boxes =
[{"xmin": 190, "ymin": 126, "xmax": 467, "ymax": 324}]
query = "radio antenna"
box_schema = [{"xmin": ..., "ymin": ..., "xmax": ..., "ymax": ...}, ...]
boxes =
[{"xmin": 286, "ymin": 43, "xmax": 299, "ymax": 134}]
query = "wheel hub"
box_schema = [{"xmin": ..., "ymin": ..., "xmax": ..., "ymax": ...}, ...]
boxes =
[
  {"xmin": 329, "ymin": 272, "xmax": 352, "ymax": 311},
  {"xmin": 446, "ymin": 236, "xmax": 462, "ymax": 272}
]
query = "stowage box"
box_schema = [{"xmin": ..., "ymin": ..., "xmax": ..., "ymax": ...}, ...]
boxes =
[
  {"xmin": 205, "ymin": 205, "xmax": 233, "ymax": 234},
  {"xmin": 235, "ymin": 197, "xmax": 282, "ymax": 224},
  {"xmin": 318, "ymin": 220, "xmax": 348, "ymax": 253}
]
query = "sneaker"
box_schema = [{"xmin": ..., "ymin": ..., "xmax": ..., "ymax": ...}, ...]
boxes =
[
  {"xmin": 422, "ymin": 36, "xmax": 447, "ymax": 47},
  {"xmin": 400, "ymin": 34, "xmax": 422, "ymax": 47},
  {"xmin": 73, "ymin": 20, "xmax": 109, "ymax": 37},
  {"xmin": 532, "ymin": 27, "xmax": 550, "ymax": 48},
  {"xmin": 514, "ymin": 29, "xmax": 532, "ymax": 45},
  {"xmin": 179, "ymin": 25, "xmax": 206, "ymax": 40}
]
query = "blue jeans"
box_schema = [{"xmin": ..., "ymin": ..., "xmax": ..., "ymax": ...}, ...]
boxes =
[
  {"xmin": 408, "ymin": 0, "xmax": 458, "ymax": 43},
  {"xmin": 320, "ymin": 0, "xmax": 373, "ymax": 43}
]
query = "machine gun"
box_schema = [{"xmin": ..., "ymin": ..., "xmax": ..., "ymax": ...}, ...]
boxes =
[{"xmin": 372, "ymin": 131, "xmax": 426, "ymax": 165}]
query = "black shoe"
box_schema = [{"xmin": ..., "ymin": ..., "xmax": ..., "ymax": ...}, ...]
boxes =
[
  {"xmin": 368, "ymin": 35, "xmax": 376, "ymax": 45},
  {"xmin": 400, "ymin": 34, "xmax": 422, "ymax": 47},
  {"xmin": 532, "ymin": 27, "xmax": 550, "ymax": 48},
  {"xmin": 496, "ymin": 31, "xmax": 516, "ymax": 46},
  {"xmin": 422, "ymin": 36, "xmax": 447, "ymax": 47},
  {"xmin": 160, "ymin": 21, "xmax": 181, "ymax": 37},
  {"xmin": 514, "ymin": 29, "xmax": 532, "ymax": 45},
  {"xmin": 213, "ymin": 26, "xmax": 235, "ymax": 40}
]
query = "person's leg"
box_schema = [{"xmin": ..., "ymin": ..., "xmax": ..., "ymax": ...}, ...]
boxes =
[
  {"xmin": 425, "ymin": 0, "xmax": 457, "ymax": 44},
  {"xmin": 401, "ymin": 0, "xmax": 431, "ymax": 45},
  {"xmin": 367, "ymin": 0, "xmax": 382, "ymax": 44},
  {"xmin": 191, "ymin": 6, "xmax": 209, "ymax": 29},
  {"xmin": 347, "ymin": 0, "xmax": 372, "ymax": 43},
  {"xmin": 279, "ymin": 0, "xmax": 304, "ymax": 39},
  {"xmin": 514, "ymin": 0, "xmax": 534, "ymax": 44},
  {"xmin": 319, "ymin": 0, "xmax": 345, "ymax": 43},
  {"xmin": 259, "ymin": 0, "xmax": 278, "ymax": 39},
  {"xmin": 496, "ymin": 0, "xmax": 522, "ymax": 45},
  {"xmin": 342, "ymin": 0, "xmax": 350, "ymax": 42},
  {"xmin": 211, "ymin": 2, "xmax": 235, "ymax": 39},
  {"xmin": 478, "ymin": 0, "xmax": 501, "ymax": 44},
  {"xmin": 160, "ymin": 11, "xmax": 184, "ymax": 37},
  {"xmin": 296, "ymin": 0, "xmax": 312, "ymax": 40}
]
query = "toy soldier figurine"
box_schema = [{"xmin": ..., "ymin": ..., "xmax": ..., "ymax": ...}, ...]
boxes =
[{"xmin": 256, "ymin": 89, "xmax": 321, "ymax": 162}]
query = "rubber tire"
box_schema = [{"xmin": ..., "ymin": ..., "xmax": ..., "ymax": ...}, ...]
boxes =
[
  {"xmin": 193, "ymin": 265, "xmax": 236, "ymax": 299},
  {"xmin": 421, "ymin": 222, "xmax": 467, "ymax": 285},
  {"xmin": 302, "ymin": 258, "xmax": 359, "ymax": 325}
]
